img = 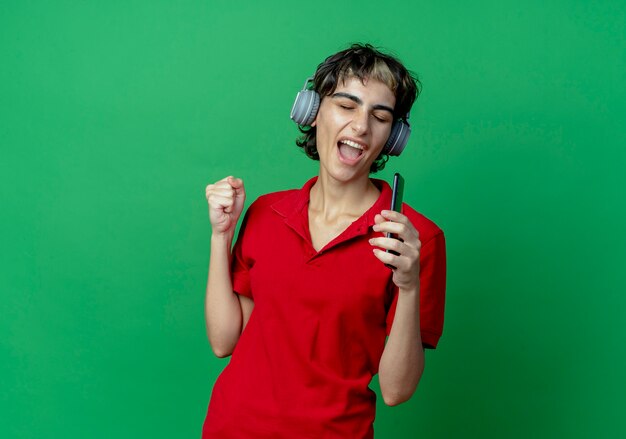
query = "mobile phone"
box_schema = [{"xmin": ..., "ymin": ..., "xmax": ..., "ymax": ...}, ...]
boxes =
[
  {"xmin": 388, "ymin": 172, "xmax": 404, "ymax": 216},
  {"xmin": 385, "ymin": 173, "xmax": 404, "ymax": 269}
]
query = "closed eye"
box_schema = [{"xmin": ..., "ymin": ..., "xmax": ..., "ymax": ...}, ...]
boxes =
[{"xmin": 373, "ymin": 113, "xmax": 392, "ymax": 123}]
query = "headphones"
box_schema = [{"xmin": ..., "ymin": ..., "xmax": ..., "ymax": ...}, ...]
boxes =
[{"xmin": 290, "ymin": 77, "xmax": 411, "ymax": 156}]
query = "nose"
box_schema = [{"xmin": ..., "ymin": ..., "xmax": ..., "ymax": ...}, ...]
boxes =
[{"xmin": 351, "ymin": 110, "xmax": 369, "ymax": 136}]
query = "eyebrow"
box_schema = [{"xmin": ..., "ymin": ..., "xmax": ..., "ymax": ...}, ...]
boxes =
[{"xmin": 331, "ymin": 92, "xmax": 395, "ymax": 115}]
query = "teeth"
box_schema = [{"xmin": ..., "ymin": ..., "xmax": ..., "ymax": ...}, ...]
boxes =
[{"xmin": 340, "ymin": 139, "xmax": 364, "ymax": 150}]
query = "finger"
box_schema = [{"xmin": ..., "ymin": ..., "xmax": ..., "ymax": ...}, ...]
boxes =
[
  {"xmin": 372, "ymin": 238, "xmax": 421, "ymax": 263},
  {"xmin": 372, "ymin": 248, "xmax": 405, "ymax": 269},
  {"xmin": 374, "ymin": 213, "xmax": 384, "ymax": 224},
  {"xmin": 380, "ymin": 210, "xmax": 420, "ymax": 240},
  {"xmin": 227, "ymin": 176, "xmax": 242, "ymax": 187},
  {"xmin": 227, "ymin": 176, "xmax": 244, "ymax": 190},
  {"xmin": 208, "ymin": 187, "xmax": 236, "ymax": 198},
  {"xmin": 374, "ymin": 248, "xmax": 416, "ymax": 272},
  {"xmin": 208, "ymin": 193, "xmax": 234, "ymax": 206},
  {"xmin": 369, "ymin": 237, "xmax": 406, "ymax": 253},
  {"xmin": 380, "ymin": 209, "xmax": 418, "ymax": 231},
  {"xmin": 206, "ymin": 189, "xmax": 236, "ymax": 207},
  {"xmin": 214, "ymin": 179, "xmax": 236, "ymax": 190},
  {"xmin": 228, "ymin": 176, "xmax": 246, "ymax": 199},
  {"xmin": 372, "ymin": 221, "xmax": 407, "ymax": 236},
  {"xmin": 380, "ymin": 209, "xmax": 411, "ymax": 225},
  {"xmin": 208, "ymin": 181, "xmax": 233, "ymax": 195},
  {"xmin": 208, "ymin": 194, "xmax": 234, "ymax": 212}
]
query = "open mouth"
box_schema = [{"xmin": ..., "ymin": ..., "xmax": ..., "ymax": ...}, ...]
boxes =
[{"xmin": 337, "ymin": 139, "xmax": 365, "ymax": 162}]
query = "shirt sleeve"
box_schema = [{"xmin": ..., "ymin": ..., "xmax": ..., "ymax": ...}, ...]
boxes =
[
  {"xmin": 230, "ymin": 207, "xmax": 255, "ymax": 299},
  {"xmin": 385, "ymin": 230, "xmax": 447, "ymax": 349}
]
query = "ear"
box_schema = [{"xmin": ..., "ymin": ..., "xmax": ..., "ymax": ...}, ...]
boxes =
[{"xmin": 311, "ymin": 110, "xmax": 318, "ymax": 127}]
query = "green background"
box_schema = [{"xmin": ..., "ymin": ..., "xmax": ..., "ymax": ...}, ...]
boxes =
[{"xmin": 2, "ymin": 1, "xmax": 625, "ymax": 437}]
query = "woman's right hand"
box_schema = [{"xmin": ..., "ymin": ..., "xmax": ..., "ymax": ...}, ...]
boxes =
[{"xmin": 205, "ymin": 176, "xmax": 246, "ymax": 237}]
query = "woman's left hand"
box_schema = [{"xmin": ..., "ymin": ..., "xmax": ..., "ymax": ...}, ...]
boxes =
[{"xmin": 369, "ymin": 210, "xmax": 421, "ymax": 291}]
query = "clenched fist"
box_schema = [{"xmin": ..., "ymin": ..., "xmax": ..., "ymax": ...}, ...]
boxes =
[{"xmin": 205, "ymin": 176, "xmax": 246, "ymax": 237}]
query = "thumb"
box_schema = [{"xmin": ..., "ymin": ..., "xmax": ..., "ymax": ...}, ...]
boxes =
[
  {"xmin": 229, "ymin": 177, "xmax": 245, "ymax": 196},
  {"xmin": 228, "ymin": 176, "xmax": 242, "ymax": 188}
]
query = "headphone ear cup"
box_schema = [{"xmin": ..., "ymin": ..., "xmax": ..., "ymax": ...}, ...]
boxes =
[
  {"xmin": 290, "ymin": 90, "xmax": 320, "ymax": 126},
  {"xmin": 383, "ymin": 120, "xmax": 411, "ymax": 156}
]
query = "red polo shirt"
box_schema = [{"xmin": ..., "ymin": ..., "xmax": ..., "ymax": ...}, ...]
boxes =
[{"xmin": 202, "ymin": 177, "xmax": 446, "ymax": 438}]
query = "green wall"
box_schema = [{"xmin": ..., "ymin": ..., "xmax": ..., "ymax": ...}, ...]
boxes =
[{"xmin": 2, "ymin": 1, "xmax": 625, "ymax": 437}]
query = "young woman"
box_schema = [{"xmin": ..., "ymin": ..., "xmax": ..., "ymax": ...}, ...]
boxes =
[{"xmin": 202, "ymin": 44, "xmax": 446, "ymax": 438}]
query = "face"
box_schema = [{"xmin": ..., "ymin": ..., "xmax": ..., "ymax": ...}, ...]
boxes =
[{"xmin": 312, "ymin": 76, "xmax": 396, "ymax": 183}]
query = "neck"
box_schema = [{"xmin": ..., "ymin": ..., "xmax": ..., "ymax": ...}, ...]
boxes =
[{"xmin": 309, "ymin": 172, "xmax": 380, "ymax": 220}]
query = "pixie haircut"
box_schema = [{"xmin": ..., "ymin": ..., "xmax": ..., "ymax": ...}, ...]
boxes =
[{"xmin": 296, "ymin": 43, "xmax": 421, "ymax": 173}]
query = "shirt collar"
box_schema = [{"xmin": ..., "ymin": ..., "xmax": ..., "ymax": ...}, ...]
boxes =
[{"xmin": 271, "ymin": 176, "xmax": 393, "ymax": 228}]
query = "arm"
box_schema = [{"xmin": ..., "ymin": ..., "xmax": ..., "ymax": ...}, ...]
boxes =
[
  {"xmin": 205, "ymin": 233, "xmax": 243, "ymax": 358},
  {"xmin": 205, "ymin": 176, "xmax": 253, "ymax": 358},
  {"xmin": 370, "ymin": 210, "xmax": 424, "ymax": 406},
  {"xmin": 377, "ymin": 285, "xmax": 424, "ymax": 406}
]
